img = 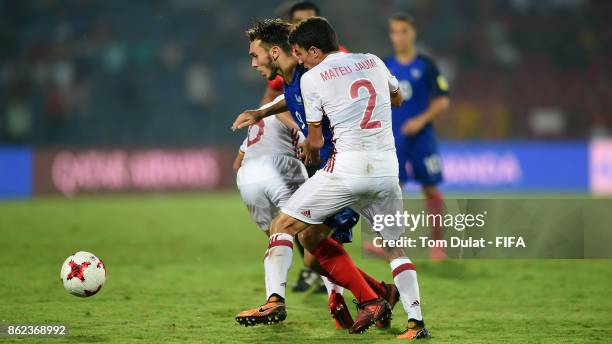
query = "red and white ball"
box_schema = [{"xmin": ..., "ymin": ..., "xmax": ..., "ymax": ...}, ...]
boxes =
[{"xmin": 60, "ymin": 251, "xmax": 106, "ymax": 297}]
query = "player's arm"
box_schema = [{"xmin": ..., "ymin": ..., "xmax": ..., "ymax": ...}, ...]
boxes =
[
  {"xmin": 301, "ymin": 73, "xmax": 324, "ymax": 166},
  {"xmin": 231, "ymin": 94, "xmax": 288, "ymax": 131},
  {"xmin": 306, "ymin": 122, "xmax": 324, "ymax": 150},
  {"xmin": 416, "ymin": 95, "xmax": 450, "ymax": 124},
  {"xmin": 375, "ymin": 55, "xmax": 403, "ymax": 107},
  {"xmin": 275, "ymin": 111, "xmax": 300, "ymax": 132},
  {"xmin": 233, "ymin": 139, "xmax": 247, "ymax": 172},
  {"xmin": 402, "ymin": 95, "xmax": 449, "ymax": 135},
  {"xmin": 390, "ymin": 87, "xmax": 403, "ymax": 107},
  {"xmin": 302, "ymin": 122, "xmax": 322, "ymax": 166},
  {"xmin": 233, "ymin": 150, "xmax": 245, "ymax": 172}
]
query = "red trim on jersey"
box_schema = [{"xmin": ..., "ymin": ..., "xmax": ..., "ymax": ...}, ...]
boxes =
[
  {"xmin": 291, "ymin": 128, "xmax": 300, "ymax": 158},
  {"xmin": 324, "ymin": 125, "xmax": 337, "ymax": 173},
  {"xmin": 392, "ymin": 263, "xmax": 416, "ymax": 278},
  {"xmin": 267, "ymin": 76, "xmax": 284, "ymax": 92},
  {"xmin": 339, "ymin": 45, "xmax": 349, "ymax": 53}
]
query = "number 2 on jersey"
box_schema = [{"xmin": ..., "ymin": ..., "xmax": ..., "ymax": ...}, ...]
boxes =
[{"xmin": 350, "ymin": 79, "xmax": 381, "ymax": 129}]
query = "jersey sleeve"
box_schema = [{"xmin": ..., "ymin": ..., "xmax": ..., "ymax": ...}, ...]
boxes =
[
  {"xmin": 424, "ymin": 57, "xmax": 449, "ymax": 97},
  {"xmin": 267, "ymin": 76, "xmax": 284, "ymax": 92},
  {"xmin": 373, "ymin": 54, "xmax": 399, "ymax": 93},
  {"xmin": 300, "ymin": 72, "xmax": 324, "ymax": 124}
]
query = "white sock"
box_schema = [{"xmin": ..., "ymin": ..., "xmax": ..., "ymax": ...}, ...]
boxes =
[
  {"xmin": 390, "ymin": 257, "xmax": 423, "ymax": 321},
  {"xmin": 266, "ymin": 233, "xmax": 294, "ymax": 299},
  {"xmin": 321, "ymin": 275, "xmax": 344, "ymax": 296},
  {"xmin": 263, "ymin": 249, "xmax": 271, "ymax": 298}
]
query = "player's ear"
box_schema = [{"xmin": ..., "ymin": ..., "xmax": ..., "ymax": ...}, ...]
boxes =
[
  {"xmin": 270, "ymin": 46, "xmax": 281, "ymax": 61},
  {"xmin": 309, "ymin": 46, "xmax": 318, "ymax": 58}
]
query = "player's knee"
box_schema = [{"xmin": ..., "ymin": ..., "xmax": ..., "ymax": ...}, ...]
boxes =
[
  {"xmin": 297, "ymin": 227, "xmax": 327, "ymax": 251},
  {"xmin": 422, "ymin": 185, "xmax": 440, "ymax": 199},
  {"xmin": 382, "ymin": 246, "xmax": 406, "ymax": 261},
  {"xmin": 270, "ymin": 214, "xmax": 300, "ymax": 236}
]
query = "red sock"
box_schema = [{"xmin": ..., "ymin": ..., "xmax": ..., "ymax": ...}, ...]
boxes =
[
  {"xmin": 311, "ymin": 237, "xmax": 378, "ymax": 303},
  {"xmin": 358, "ymin": 268, "xmax": 385, "ymax": 296},
  {"xmin": 426, "ymin": 191, "xmax": 444, "ymax": 241}
]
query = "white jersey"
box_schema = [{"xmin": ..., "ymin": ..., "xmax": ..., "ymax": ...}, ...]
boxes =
[
  {"xmin": 301, "ymin": 52, "xmax": 400, "ymax": 177},
  {"xmin": 240, "ymin": 115, "xmax": 302, "ymax": 163}
]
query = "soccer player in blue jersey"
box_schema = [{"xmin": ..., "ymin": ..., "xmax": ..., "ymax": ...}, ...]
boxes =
[{"xmin": 384, "ymin": 13, "xmax": 450, "ymax": 260}]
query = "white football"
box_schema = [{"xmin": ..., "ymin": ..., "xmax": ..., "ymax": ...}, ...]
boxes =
[{"xmin": 60, "ymin": 251, "xmax": 106, "ymax": 297}]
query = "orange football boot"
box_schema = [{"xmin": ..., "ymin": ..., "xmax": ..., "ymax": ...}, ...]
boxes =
[
  {"xmin": 397, "ymin": 319, "xmax": 430, "ymax": 340},
  {"xmin": 235, "ymin": 300, "xmax": 286, "ymax": 327}
]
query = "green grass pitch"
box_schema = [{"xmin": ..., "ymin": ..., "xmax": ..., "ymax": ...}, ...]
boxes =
[{"xmin": 1, "ymin": 192, "xmax": 611, "ymax": 343}]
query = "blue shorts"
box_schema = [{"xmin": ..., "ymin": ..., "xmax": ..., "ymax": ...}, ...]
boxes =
[{"xmin": 397, "ymin": 136, "xmax": 443, "ymax": 186}]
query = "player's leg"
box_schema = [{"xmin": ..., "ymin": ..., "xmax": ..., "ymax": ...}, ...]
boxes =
[
  {"xmin": 357, "ymin": 177, "xmax": 430, "ymax": 339},
  {"xmin": 422, "ymin": 184, "xmax": 446, "ymax": 260},
  {"xmin": 295, "ymin": 223, "xmax": 390, "ymax": 334},
  {"xmin": 235, "ymin": 156, "xmax": 303, "ymax": 327},
  {"xmin": 236, "ymin": 163, "xmax": 279, "ymax": 302},
  {"xmin": 237, "ymin": 161, "xmax": 352, "ymax": 331},
  {"xmin": 297, "ymin": 207, "xmax": 361, "ymax": 295},
  {"xmin": 240, "ymin": 171, "xmax": 389, "ymax": 333},
  {"xmin": 410, "ymin": 142, "xmax": 445, "ymax": 260},
  {"xmin": 286, "ymin": 172, "xmax": 391, "ymax": 333},
  {"xmin": 291, "ymin": 164, "xmax": 320, "ymax": 293}
]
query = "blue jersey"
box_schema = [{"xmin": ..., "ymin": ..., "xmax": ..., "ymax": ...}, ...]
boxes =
[
  {"xmin": 283, "ymin": 64, "xmax": 334, "ymax": 169},
  {"xmin": 384, "ymin": 54, "xmax": 449, "ymax": 185},
  {"xmin": 383, "ymin": 54, "xmax": 448, "ymax": 143}
]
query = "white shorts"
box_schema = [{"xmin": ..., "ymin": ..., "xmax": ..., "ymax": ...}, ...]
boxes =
[
  {"xmin": 282, "ymin": 170, "xmax": 405, "ymax": 240},
  {"xmin": 237, "ymin": 155, "xmax": 308, "ymax": 230}
]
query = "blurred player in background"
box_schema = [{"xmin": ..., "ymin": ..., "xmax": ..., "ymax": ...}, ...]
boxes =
[
  {"xmin": 260, "ymin": 1, "xmax": 354, "ymax": 293},
  {"xmin": 384, "ymin": 13, "xmax": 450, "ymax": 260}
]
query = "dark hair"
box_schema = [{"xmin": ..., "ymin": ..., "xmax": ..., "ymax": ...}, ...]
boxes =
[
  {"xmin": 245, "ymin": 18, "xmax": 292, "ymax": 53},
  {"xmin": 289, "ymin": 17, "xmax": 338, "ymax": 54},
  {"xmin": 389, "ymin": 12, "xmax": 416, "ymax": 27},
  {"xmin": 289, "ymin": 1, "xmax": 320, "ymax": 19}
]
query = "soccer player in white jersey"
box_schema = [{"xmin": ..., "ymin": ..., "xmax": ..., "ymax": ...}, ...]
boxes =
[
  {"xmin": 237, "ymin": 17, "xmax": 430, "ymax": 339},
  {"xmin": 233, "ymin": 112, "xmax": 305, "ymax": 234},
  {"xmin": 233, "ymin": 104, "xmax": 358, "ymax": 330}
]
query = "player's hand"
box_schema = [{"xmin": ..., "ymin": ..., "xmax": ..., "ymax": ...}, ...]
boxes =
[
  {"xmin": 401, "ymin": 117, "xmax": 426, "ymax": 136},
  {"xmin": 231, "ymin": 109, "xmax": 262, "ymax": 131},
  {"xmin": 300, "ymin": 142, "xmax": 320, "ymax": 167}
]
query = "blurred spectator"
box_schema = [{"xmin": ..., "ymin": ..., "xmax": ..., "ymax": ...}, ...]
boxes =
[{"xmin": 0, "ymin": 0, "xmax": 610, "ymax": 145}]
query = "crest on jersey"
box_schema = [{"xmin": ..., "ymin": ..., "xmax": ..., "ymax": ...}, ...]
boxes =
[
  {"xmin": 294, "ymin": 111, "xmax": 306, "ymax": 129},
  {"xmin": 410, "ymin": 68, "xmax": 422, "ymax": 79},
  {"xmin": 437, "ymin": 75, "xmax": 449, "ymax": 91}
]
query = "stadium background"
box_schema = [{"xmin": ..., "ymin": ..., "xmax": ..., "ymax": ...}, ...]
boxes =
[
  {"xmin": 1, "ymin": 0, "xmax": 612, "ymax": 343},
  {"xmin": 1, "ymin": 0, "xmax": 611, "ymax": 197}
]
